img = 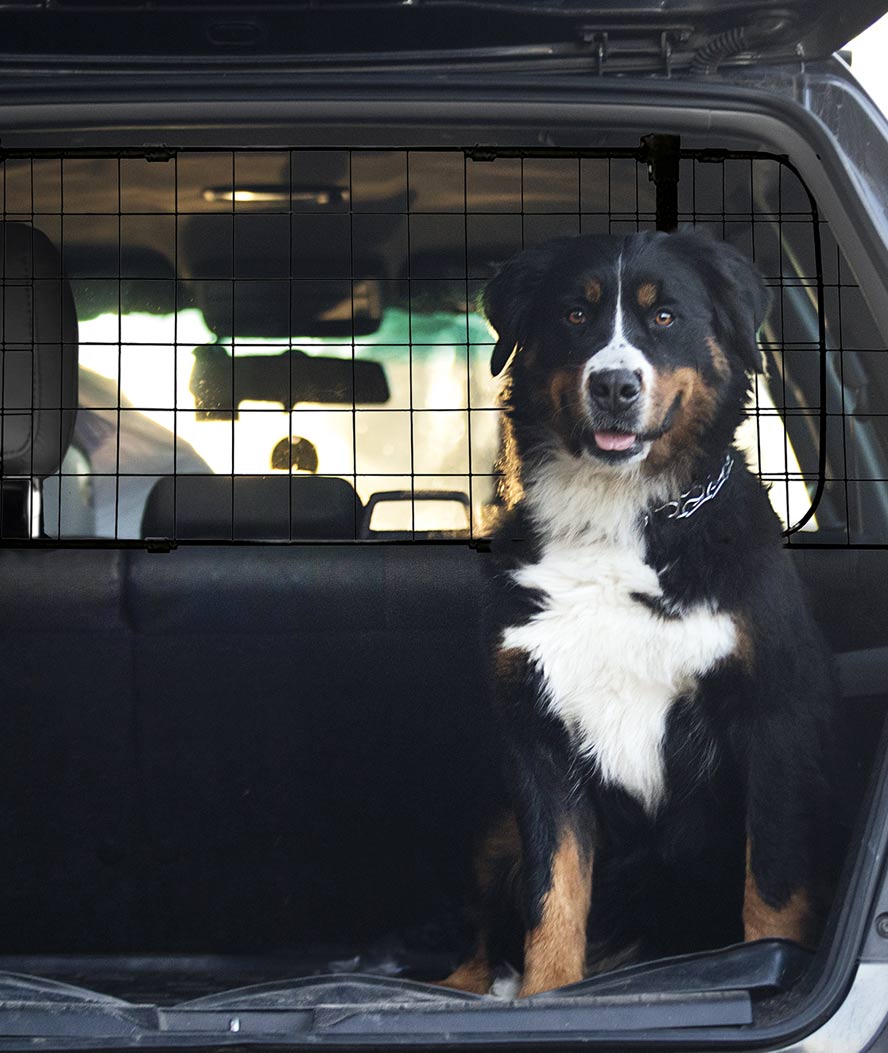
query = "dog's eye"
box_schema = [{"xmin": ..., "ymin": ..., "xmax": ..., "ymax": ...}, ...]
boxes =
[
  {"xmin": 566, "ymin": 309, "xmax": 587, "ymax": 326},
  {"xmin": 654, "ymin": 309, "xmax": 675, "ymax": 327}
]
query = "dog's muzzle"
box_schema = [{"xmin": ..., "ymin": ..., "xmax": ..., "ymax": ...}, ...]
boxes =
[{"xmin": 584, "ymin": 368, "xmax": 646, "ymax": 456}]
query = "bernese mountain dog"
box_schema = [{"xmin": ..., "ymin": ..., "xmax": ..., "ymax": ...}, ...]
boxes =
[{"xmin": 442, "ymin": 230, "xmax": 840, "ymax": 998}]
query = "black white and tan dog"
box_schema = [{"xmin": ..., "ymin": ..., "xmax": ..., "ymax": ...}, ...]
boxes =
[{"xmin": 442, "ymin": 231, "xmax": 840, "ymax": 998}]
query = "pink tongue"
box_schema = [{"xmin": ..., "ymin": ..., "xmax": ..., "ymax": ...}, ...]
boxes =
[{"xmin": 594, "ymin": 431, "xmax": 637, "ymax": 452}]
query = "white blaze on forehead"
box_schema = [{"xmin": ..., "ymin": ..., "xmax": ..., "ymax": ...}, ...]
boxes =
[{"xmin": 581, "ymin": 251, "xmax": 654, "ymax": 394}]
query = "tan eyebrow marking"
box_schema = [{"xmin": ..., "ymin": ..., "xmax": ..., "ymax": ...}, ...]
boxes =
[
  {"xmin": 637, "ymin": 282, "xmax": 657, "ymax": 309},
  {"xmin": 584, "ymin": 278, "xmax": 602, "ymax": 304}
]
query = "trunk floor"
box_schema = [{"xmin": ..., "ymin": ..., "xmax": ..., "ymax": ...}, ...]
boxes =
[{"xmin": 0, "ymin": 948, "xmax": 456, "ymax": 1005}]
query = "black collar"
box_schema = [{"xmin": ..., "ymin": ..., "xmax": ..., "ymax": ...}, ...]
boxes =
[{"xmin": 646, "ymin": 451, "xmax": 735, "ymax": 525}]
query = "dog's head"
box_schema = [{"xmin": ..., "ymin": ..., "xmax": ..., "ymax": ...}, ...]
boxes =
[{"xmin": 482, "ymin": 231, "xmax": 769, "ymax": 474}]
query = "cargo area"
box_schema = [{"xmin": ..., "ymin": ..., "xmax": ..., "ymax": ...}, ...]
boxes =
[{"xmin": 1, "ymin": 140, "xmax": 888, "ymax": 1039}]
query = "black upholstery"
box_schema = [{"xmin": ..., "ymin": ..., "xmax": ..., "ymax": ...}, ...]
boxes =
[
  {"xmin": 0, "ymin": 539, "xmax": 883, "ymax": 954},
  {"xmin": 0, "ymin": 223, "xmax": 78, "ymax": 478},
  {"xmin": 141, "ymin": 475, "xmax": 364, "ymax": 540},
  {"xmin": 0, "ymin": 550, "xmax": 137, "ymax": 950},
  {"xmin": 0, "ymin": 544, "xmax": 494, "ymax": 952}
]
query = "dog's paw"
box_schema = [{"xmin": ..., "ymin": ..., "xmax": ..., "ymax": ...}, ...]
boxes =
[{"xmin": 489, "ymin": 965, "xmax": 521, "ymax": 999}]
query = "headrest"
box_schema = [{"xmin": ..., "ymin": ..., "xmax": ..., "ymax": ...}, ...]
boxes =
[
  {"xmin": 0, "ymin": 223, "xmax": 78, "ymax": 478},
  {"xmin": 141, "ymin": 475, "xmax": 364, "ymax": 541}
]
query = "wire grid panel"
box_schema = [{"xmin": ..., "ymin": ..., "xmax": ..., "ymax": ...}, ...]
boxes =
[{"xmin": 0, "ymin": 146, "xmax": 864, "ymax": 545}]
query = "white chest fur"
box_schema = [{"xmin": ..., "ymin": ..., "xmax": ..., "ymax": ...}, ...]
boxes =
[{"xmin": 501, "ymin": 535, "xmax": 737, "ymax": 812}]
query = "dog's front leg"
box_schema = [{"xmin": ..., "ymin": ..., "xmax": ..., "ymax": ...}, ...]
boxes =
[
  {"xmin": 504, "ymin": 733, "xmax": 595, "ymax": 998},
  {"xmin": 743, "ymin": 838, "xmax": 811, "ymax": 944},
  {"xmin": 742, "ymin": 711, "xmax": 819, "ymax": 945},
  {"xmin": 518, "ymin": 821, "xmax": 593, "ymax": 997}
]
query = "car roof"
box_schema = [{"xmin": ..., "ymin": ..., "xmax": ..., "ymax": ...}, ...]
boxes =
[{"xmin": 2, "ymin": 0, "xmax": 887, "ymax": 74}]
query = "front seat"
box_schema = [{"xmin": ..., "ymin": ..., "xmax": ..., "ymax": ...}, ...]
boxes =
[{"xmin": 0, "ymin": 222, "xmax": 78, "ymax": 537}]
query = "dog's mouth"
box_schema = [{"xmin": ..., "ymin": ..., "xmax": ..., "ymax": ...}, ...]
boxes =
[
  {"xmin": 592, "ymin": 430, "xmax": 638, "ymax": 453},
  {"xmin": 581, "ymin": 395, "xmax": 682, "ymax": 462},
  {"xmin": 583, "ymin": 429, "xmax": 643, "ymax": 462}
]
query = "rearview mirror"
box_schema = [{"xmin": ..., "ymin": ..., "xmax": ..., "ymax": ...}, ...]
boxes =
[{"xmin": 190, "ymin": 345, "xmax": 390, "ymax": 420}]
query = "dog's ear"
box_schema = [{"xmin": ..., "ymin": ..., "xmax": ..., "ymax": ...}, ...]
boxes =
[
  {"xmin": 481, "ymin": 242, "xmax": 561, "ymax": 377},
  {"xmin": 710, "ymin": 240, "xmax": 770, "ymax": 374},
  {"xmin": 670, "ymin": 229, "xmax": 770, "ymax": 374}
]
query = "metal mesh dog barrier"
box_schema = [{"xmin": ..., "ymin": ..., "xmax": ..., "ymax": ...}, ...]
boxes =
[{"xmin": 0, "ymin": 144, "xmax": 884, "ymax": 546}]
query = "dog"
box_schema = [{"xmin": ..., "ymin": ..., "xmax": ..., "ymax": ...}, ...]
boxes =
[{"xmin": 442, "ymin": 230, "xmax": 840, "ymax": 998}]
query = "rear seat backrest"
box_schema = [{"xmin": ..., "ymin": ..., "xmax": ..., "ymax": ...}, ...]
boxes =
[
  {"xmin": 141, "ymin": 474, "xmax": 364, "ymax": 540},
  {"xmin": 122, "ymin": 542, "xmax": 493, "ymax": 949}
]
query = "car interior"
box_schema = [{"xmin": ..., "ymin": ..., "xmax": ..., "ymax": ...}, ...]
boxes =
[{"xmin": 2, "ymin": 95, "xmax": 888, "ymax": 1047}]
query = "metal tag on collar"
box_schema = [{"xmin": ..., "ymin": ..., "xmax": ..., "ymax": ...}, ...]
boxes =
[{"xmin": 651, "ymin": 452, "xmax": 734, "ymax": 523}]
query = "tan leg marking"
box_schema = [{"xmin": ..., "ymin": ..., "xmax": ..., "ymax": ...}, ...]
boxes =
[
  {"xmin": 519, "ymin": 831, "xmax": 592, "ymax": 997},
  {"xmin": 438, "ymin": 814, "xmax": 521, "ymax": 995},
  {"xmin": 743, "ymin": 840, "xmax": 811, "ymax": 944},
  {"xmin": 437, "ymin": 949, "xmax": 493, "ymax": 994},
  {"xmin": 437, "ymin": 649, "xmax": 528, "ymax": 995}
]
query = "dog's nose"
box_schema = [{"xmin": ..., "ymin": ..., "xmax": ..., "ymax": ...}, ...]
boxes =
[{"xmin": 589, "ymin": 369, "xmax": 642, "ymax": 413}]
